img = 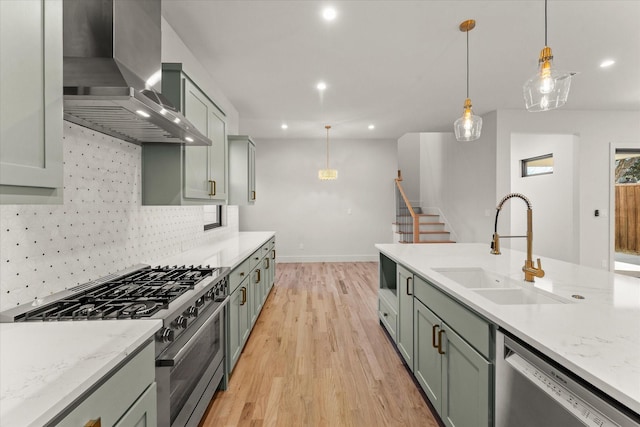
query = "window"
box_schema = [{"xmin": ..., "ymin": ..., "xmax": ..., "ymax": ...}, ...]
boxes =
[
  {"xmin": 204, "ymin": 205, "xmax": 223, "ymax": 230},
  {"xmin": 521, "ymin": 154, "xmax": 553, "ymax": 177}
]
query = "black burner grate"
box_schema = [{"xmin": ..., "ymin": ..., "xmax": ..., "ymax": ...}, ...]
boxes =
[{"xmin": 17, "ymin": 266, "xmax": 216, "ymax": 321}]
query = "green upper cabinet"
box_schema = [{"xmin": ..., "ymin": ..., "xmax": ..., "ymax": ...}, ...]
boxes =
[
  {"xmin": 228, "ymin": 135, "xmax": 256, "ymax": 205},
  {"xmin": 142, "ymin": 63, "xmax": 227, "ymax": 205},
  {"xmin": 0, "ymin": 0, "xmax": 63, "ymax": 204}
]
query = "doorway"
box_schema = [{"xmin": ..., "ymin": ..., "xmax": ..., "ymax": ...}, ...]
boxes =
[{"xmin": 613, "ymin": 148, "xmax": 640, "ymax": 278}]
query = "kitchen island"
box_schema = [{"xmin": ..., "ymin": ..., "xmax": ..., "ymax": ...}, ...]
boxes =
[{"xmin": 376, "ymin": 243, "xmax": 640, "ymax": 418}]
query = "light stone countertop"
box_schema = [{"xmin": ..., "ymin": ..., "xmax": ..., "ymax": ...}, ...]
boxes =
[
  {"xmin": 0, "ymin": 320, "xmax": 162, "ymax": 427},
  {"xmin": 144, "ymin": 231, "xmax": 276, "ymax": 269},
  {"xmin": 376, "ymin": 243, "xmax": 640, "ymax": 415},
  {"xmin": 0, "ymin": 231, "xmax": 275, "ymax": 427}
]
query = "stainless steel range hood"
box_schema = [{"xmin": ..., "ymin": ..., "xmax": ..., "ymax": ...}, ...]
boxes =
[{"xmin": 63, "ymin": 0, "xmax": 211, "ymax": 146}]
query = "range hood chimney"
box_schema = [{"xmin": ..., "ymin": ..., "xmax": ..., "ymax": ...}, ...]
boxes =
[{"xmin": 63, "ymin": 0, "xmax": 211, "ymax": 146}]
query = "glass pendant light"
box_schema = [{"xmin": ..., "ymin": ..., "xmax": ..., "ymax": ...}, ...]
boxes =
[
  {"xmin": 318, "ymin": 125, "xmax": 338, "ymax": 180},
  {"xmin": 454, "ymin": 19, "xmax": 482, "ymax": 142},
  {"xmin": 523, "ymin": 0, "xmax": 573, "ymax": 112}
]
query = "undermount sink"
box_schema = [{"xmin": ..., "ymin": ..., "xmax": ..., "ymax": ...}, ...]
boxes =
[{"xmin": 433, "ymin": 267, "xmax": 569, "ymax": 305}]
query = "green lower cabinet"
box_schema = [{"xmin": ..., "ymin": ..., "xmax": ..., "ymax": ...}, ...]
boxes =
[
  {"xmin": 250, "ymin": 266, "xmax": 263, "ymax": 327},
  {"xmin": 228, "ymin": 282, "xmax": 250, "ymax": 374},
  {"xmin": 414, "ymin": 299, "xmax": 492, "ymax": 427},
  {"xmin": 414, "ymin": 301, "xmax": 443, "ymax": 411},
  {"xmin": 397, "ymin": 265, "xmax": 414, "ymax": 369}
]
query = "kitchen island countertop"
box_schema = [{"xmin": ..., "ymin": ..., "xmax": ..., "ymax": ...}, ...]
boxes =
[{"xmin": 376, "ymin": 243, "xmax": 640, "ymax": 415}]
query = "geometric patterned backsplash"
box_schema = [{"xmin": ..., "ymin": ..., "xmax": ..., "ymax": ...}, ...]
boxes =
[{"xmin": 0, "ymin": 122, "xmax": 238, "ymax": 311}]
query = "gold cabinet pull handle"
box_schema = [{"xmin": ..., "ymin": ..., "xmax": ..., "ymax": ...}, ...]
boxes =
[
  {"xmin": 240, "ymin": 287, "xmax": 247, "ymax": 305},
  {"xmin": 406, "ymin": 276, "xmax": 413, "ymax": 296},
  {"xmin": 271, "ymin": 249, "xmax": 276, "ymax": 259},
  {"xmin": 251, "ymin": 190, "xmax": 256, "ymax": 200},
  {"xmin": 432, "ymin": 324, "xmax": 440, "ymax": 348},
  {"xmin": 239, "ymin": 271, "xmax": 245, "ymax": 277},
  {"xmin": 256, "ymin": 269, "xmax": 261, "ymax": 283},
  {"xmin": 208, "ymin": 180, "xmax": 217, "ymax": 196},
  {"xmin": 264, "ymin": 258, "xmax": 270, "ymax": 268},
  {"xmin": 85, "ymin": 419, "xmax": 101, "ymax": 427},
  {"xmin": 437, "ymin": 329, "xmax": 446, "ymax": 355}
]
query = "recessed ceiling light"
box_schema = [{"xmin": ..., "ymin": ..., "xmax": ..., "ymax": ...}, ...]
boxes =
[
  {"xmin": 281, "ymin": 124, "xmax": 288, "ymax": 129},
  {"xmin": 368, "ymin": 124, "xmax": 375, "ymax": 130},
  {"xmin": 323, "ymin": 7, "xmax": 337, "ymax": 21},
  {"xmin": 600, "ymin": 59, "xmax": 615, "ymax": 68},
  {"xmin": 317, "ymin": 81, "xmax": 327, "ymax": 91}
]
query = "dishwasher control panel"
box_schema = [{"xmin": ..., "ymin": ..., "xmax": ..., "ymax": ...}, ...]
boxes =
[{"xmin": 507, "ymin": 353, "xmax": 619, "ymax": 427}]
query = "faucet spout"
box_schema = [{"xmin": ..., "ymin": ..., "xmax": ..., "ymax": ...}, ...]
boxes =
[{"xmin": 490, "ymin": 193, "xmax": 545, "ymax": 282}]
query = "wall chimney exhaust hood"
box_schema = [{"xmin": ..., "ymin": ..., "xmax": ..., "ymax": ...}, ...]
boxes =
[{"xmin": 62, "ymin": 0, "xmax": 211, "ymax": 146}]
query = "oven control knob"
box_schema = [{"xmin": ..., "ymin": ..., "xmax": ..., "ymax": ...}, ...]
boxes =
[
  {"xmin": 204, "ymin": 289, "xmax": 215, "ymax": 301},
  {"xmin": 185, "ymin": 306, "xmax": 198, "ymax": 318},
  {"xmin": 173, "ymin": 316, "xmax": 187, "ymax": 329},
  {"xmin": 157, "ymin": 327, "xmax": 174, "ymax": 343}
]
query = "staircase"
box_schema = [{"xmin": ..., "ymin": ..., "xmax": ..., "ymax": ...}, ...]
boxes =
[
  {"xmin": 394, "ymin": 173, "xmax": 455, "ymax": 244},
  {"xmin": 394, "ymin": 207, "xmax": 455, "ymax": 244}
]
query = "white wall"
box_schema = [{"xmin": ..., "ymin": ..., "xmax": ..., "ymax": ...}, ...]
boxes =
[
  {"xmin": 418, "ymin": 119, "xmax": 497, "ymax": 244},
  {"xmin": 238, "ymin": 138, "xmax": 397, "ymax": 262},
  {"xmin": 397, "ymin": 133, "xmax": 421, "ymax": 204},
  {"xmin": 495, "ymin": 110, "xmax": 640, "ymax": 269},
  {"xmin": 509, "ymin": 133, "xmax": 579, "ymax": 263}
]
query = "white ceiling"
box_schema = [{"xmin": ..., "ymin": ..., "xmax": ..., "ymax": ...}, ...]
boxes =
[{"xmin": 161, "ymin": 0, "xmax": 640, "ymax": 140}]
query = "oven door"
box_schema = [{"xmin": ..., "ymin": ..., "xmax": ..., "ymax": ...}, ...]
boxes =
[{"xmin": 156, "ymin": 298, "xmax": 228, "ymax": 427}]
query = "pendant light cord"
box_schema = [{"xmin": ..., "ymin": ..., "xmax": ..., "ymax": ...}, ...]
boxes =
[
  {"xmin": 466, "ymin": 29, "xmax": 470, "ymax": 98},
  {"xmin": 326, "ymin": 126, "xmax": 330, "ymax": 168},
  {"xmin": 544, "ymin": 0, "xmax": 548, "ymax": 46}
]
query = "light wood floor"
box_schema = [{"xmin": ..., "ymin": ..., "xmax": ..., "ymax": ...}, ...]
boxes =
[{"xmin": 200, "ymin": 262, "xmax": 440, "ymax": 427}]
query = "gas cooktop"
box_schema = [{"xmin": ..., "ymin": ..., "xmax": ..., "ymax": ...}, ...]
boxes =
[{"xmin": 0, "ymin": 264, "xmax": 229, "ymax": 322}]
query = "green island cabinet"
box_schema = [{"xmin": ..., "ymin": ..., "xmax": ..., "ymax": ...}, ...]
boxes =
[
  {"xmin": 228, "ymin": 135, "xmax": 256, "ymax": 205},
  {"xmin": 142, "ymin": 63, "xmax": 227, "ymax": 205},
  {"xmin": 56, "ymin": 341, "xmax": 157, "ymax": 427},
  {"xmin": 227, "ymin": 237, "xmax": 276, "ymax": 376},
  {"xmin": 378, "ymin": 254, "xmax": 494, "ymax": 427},
  {"xmin": 0, "ymin": 0, "xmax": 64, "ymax": 204}
]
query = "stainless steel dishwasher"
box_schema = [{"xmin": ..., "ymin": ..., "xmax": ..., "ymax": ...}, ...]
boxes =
[{"xmin": 495, "ymin": 331, "xmax": 640, "ymax": 427}]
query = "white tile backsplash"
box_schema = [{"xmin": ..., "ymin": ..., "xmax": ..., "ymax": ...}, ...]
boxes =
[{"xmin": 0, "ymin": 123, "xmax": 238, "ymax": 311}]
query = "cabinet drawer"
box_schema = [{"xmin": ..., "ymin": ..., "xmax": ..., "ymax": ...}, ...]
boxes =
[
  {"xmin": 230, "ymin": 257, "xmax": 251, "ymax": 292},
  {"xmin": 248, "ymin": 249, "xmax": 263, "ymax": 270},
  {"xmin": 414, "ymin": 275, "xmax": 491, "ymax": 358},
  {"xmin": 378, "ymin": 295, "xmax": 397, "ymax": 341},
  {"xmin": 57, "ymin": 341, "xmax": 155, "ymax": 427}
]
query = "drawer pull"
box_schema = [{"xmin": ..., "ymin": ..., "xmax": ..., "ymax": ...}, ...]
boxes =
[
  {"xmin": 241, "ymin": 287, "xmax": 247, "ymax": 305},
  {"xmin": 85, "ymin": 419, "xmax": 101, "ymax": 427},
  {"xmin": 406, "ymin": 276, "xmax": 413, "ymax": 296},
  {"xmin": 383, "ymin": 312, "xmax": 388, "ymax": 317},
  {"xmin": 437, "ymin": 330, "xmax": 446, "ymax": 355},
  {"xmin": 432, "ymin": 324, "xmax": 440, "ymax": 348},
  {"xmin": 208, "ymin": 180, "xmax": 216, "ymax": 196}
]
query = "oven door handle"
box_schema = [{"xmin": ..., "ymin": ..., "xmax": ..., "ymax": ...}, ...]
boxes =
[{"xmin": 156, "ymin": 296, "xmax": 229, "ymax": 367}]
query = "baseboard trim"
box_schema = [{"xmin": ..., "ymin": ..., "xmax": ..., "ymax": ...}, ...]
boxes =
[{"xmin": 277, "ymin": 255, "xmax": 378, "ymax": 263}]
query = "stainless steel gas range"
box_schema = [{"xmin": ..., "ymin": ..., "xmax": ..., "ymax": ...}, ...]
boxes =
[{"xmin": 0, "ymin": 264, "xmax": 229, "ymax": 427}]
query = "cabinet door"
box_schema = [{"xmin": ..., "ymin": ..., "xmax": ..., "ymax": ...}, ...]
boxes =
[
  {"xmin": 229, "ymin": 283, "xmax": 250, "ymax": 373},
  {"xmin": 251, "ymin": 266, "xmax": 263, "ymax": 326},
  {"xmin": 441, "ymin": 323, "xmax": 492, "ymax": 427},
  {"xmin": 414, "ymin": 300, "xmax": 443, "ymax": 415},
  {"xmin": 183, "ymin": 78, "xmax": 212, "ymax": 200},
  {"xmin": 114, "ymin": 383, "xmax": 157, "ymax": 427},
  {"xmin": 0, "ymin": 0, "xmax": 63, "ymax": 204},
  {"xmin": 397, "ymin": 265, "xmax": 414, "ymax": 369},
  {"xmin": 208, "ymin": 108, "xmax": 227, "ymax": 201}
]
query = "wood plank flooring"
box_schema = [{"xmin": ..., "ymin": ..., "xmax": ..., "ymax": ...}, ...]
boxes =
[{"xmin": 200, "ymin": 262, "xmax": 440, "ymax": 427}]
